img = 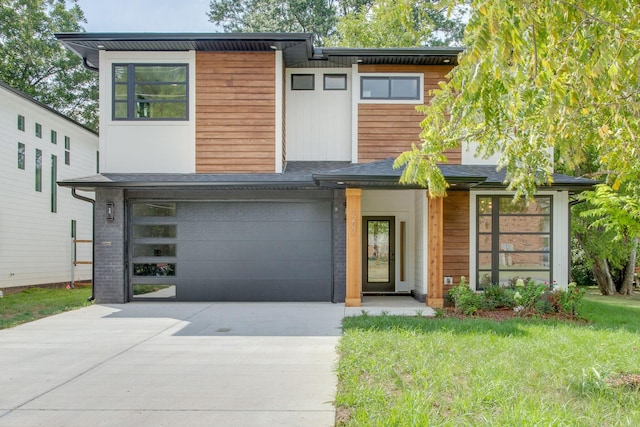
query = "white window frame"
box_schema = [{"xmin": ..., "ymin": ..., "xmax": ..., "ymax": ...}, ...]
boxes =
[{"xmin": 358, "ymin": 73, "xmax": 424, "ymax": 104}]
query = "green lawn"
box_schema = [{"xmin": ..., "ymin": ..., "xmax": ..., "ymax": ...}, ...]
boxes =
[
  {"xmin": 0, "ymin": 286, "xmax": 92, "ymax": 330},
  {"xmin": 336, "ymin": 290, "xmax": 640, "ymax": 426}
]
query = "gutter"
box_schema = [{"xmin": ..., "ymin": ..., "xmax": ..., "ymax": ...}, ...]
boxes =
[{"xmin": 71, "ymin": 189, "xmax": 96, "ymax": 302}]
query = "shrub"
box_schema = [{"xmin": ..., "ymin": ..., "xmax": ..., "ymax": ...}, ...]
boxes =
[{"xmin": 448, "ymin": 277, "xmax": 482, "ymax": 315}]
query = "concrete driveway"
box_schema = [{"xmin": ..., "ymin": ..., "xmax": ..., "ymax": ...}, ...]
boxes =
[{"xmin": 0, "ymin": 302, "xmax": 344, "ymax": 427}]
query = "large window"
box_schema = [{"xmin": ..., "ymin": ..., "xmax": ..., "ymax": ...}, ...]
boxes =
[
  {"xmin": 51, "ymin": 155, "xmax": 57, "ymax": 213},
  {"xmin": 361, "ymin": 75, "xmax": 421, "ymax": 100},
  {"xmin": 113, "ymin": 64, "xmax": 188, "ymax": 120},
  {"xmin": 130, "ymin": 202, "xmax": 178, "ymax": 300},
  {"xmin": 477, "ymin": 196, "xmax": 552, "ymax": 289}
]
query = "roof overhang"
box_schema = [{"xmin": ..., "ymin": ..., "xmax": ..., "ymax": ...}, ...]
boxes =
[{"xmin": 55, "ymin": 32, "xmax": 462, "ymax": 70}]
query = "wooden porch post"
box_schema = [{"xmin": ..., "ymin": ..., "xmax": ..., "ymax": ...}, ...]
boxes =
[
  {"xmin": 427, "ymin": 195, "xmax": 444, "ymax": 308},
  {"xmin": 345, "ymin": 188, "xmax": 362, "ymax": 307}
]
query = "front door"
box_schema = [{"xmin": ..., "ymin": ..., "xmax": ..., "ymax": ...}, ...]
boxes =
[{"xmin": 362, "ymin": 217, "xmax": 395, "ymax": 293}]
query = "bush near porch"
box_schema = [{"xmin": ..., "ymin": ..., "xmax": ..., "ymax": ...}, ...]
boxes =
[{"xmin": 336, "ymin": 291, "xmax": 640, "ymax": 426}]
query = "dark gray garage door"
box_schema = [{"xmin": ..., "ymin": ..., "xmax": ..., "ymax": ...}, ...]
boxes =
[{"xmin": 175, "ymin": 201, "xmax": 332, "ymax": 301}]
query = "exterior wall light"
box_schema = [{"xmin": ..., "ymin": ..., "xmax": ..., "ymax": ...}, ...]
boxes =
[{"xmin": 106, "ymin": 202, "xmax": 115, "ymax": 221}]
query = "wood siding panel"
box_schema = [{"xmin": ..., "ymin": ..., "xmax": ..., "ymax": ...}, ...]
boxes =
[
  {"xmin": 196, "ymin": 52, "xmax": 276, "ymax": 173},
  {"xmin": 358, "ymin": 64, "xmax": 461, "ymax": 164},
  {"xmin": 443, "ymin": 191, "xmax": 470, "ymax": 294}
]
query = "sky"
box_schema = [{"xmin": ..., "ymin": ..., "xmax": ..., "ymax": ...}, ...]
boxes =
[{"xmin": 75, "ymin": 0, "xmax": 218, "ymax": 33}]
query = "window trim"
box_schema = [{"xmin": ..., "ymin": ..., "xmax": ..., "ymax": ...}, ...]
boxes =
[
  {"xmin": 475, "ymin": 195, "xmax": 553, "ymax": 290},
  {"xmin": 112, "ymin": 63, "xmax": 189, "ymax": 121},
  {"xmin": 359, "ymin": 73, "xmax": 424, "ymax": 104},
  {"xmin": 323, "ymin": 74, "xmax": 347, "ymax": 91},
  {"xmin": 291, "ymin": 74, "xmax": 315, "ymax": 91}
]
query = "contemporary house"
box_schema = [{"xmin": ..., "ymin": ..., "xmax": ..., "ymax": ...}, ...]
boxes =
[
  {"xmin": 56, "ymin": 33, "xmax": 593, "ymax": 306},
  {"xmin": 0, "ymin": 81, "xmax": 98, "ymax": 292}
]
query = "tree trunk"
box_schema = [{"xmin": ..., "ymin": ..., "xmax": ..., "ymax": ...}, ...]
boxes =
[
  {"xmin": 620, "ymin": 237, "xmax": 639, "ymax": 295},
  {"xmin": 592, "ymin": 257, "xmax": 617, "ymax": 295}
]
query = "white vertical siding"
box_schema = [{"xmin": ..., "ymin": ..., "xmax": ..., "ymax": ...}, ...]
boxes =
[
  {"xmin": 285, "ymin": 68, "xmax": 352, "ymax": 161},
  {"xmin": 99, "ymin": 51, "xmax": 196, "ymax": 173},
  {"xmin": 361, "ymin": 190, "xmax": 416, "ymax": 292},
  {"xmin": 0, "ymin": 85, "xmax": 98, "ymax": 288}
]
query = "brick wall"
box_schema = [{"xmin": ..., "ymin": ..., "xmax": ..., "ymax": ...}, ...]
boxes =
[{"xmin": 94, "ymin": 189, "xmax": 126, "ymax": 303}]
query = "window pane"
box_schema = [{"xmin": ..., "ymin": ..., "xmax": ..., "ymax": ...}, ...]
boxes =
[
  {"xmin": 478, "ymin": 271, "xmax": 493, "ymax": 288},
  {"xmin": 133, "ymin": 263, "xmax": 176, "ymax": 276},
  {"xmin": 64, "ymin": 136, "xmax": 71, "ymax": 150},
  {"xmin": 324, "ymin": 74, "xmax": 347, "ymax": 90},
  {"xmin": 135, "ymin": 65, "xmax": 186, "ymax": 83},
  {"xmin": 17, "ymin": 143, "xmax": 25, "ymax": 169},
  {"xmin": 18, "ymin": 114, "xmax": 25, "ymax": 131},
  {"xmin": 135, "ymin": 84, "xmax": 186, "ymax": 101},
  {"xmin": 478, "ymin": 234, "xmax": 492, "ymax": 251},
  {"xmin": 500, "ymin": 252, "xmax": 550, "ymax": 270},
  {"xmin": 35, "ymin": 123, "xmax": 42, "ymax": 138},
  {"xmin": 132, "ymin": 284, "xmax": 176, "ymax": 299},
  {"xmin": 136, "ymin": 102, "xmax": 187, "ymax": 119},
  {"xmin": 132, "ymin": 203, "xmax": 176, "ymax": 217},
  {"xmin": 35, "ymin": 149, "xmax": 42, "ymax": 192},
  {"xmin": 51, "ymin": 155, "xmax": 57, "ymax": 213},
  {"xmin": 500, "ymin": 216, "xmax": 550, "ymax": 233},
  {"xmin": 367, "ymin": 220, "xmax": 390, "ymax": 283},
  {"xmin": 133, "ymin": 224, "xmax": 176, "ymax": 238},
  {"xmin": 390, "ymin": 77, "xmax": 419, "ymax": 99},
  {"xmin": 114, "ymin": 65, "xmax": 128, "ymax": 82},
  {"xmin": 499, "ymin": 197, "xmax": 551, "ymax": 214},
  {"xmin": 498, "ymin": 271, "xmax": 550, "ymax": 286},
  {"xmin": 133, "ymin": 244, "xmax": 176, "ymax": 257},
  {"xmin": 51, "ymin": 130, "xmax": 57, "ymax": 144},
  {"xmin": 499, "ymin": 235, "xmax": 549, "ymax": 252},
  {"xmin": 114, "ymin": 102, "xmax": 128, "ymax": 119},
  {"xmin": 478, "ymin": 216, "xmax": 492, "ymax": 232},
  {"xmin": 361, "ymin": 77, "xmax": 389, "ymax": 99},
  {"xmin": 64, "ymin": 151, "xmax": 70, "ymax": 166},
  {"xmin": 478, "ymin": 252, "xmax": 492, "ymax": 269},
  {"xmin": 291, "ymin": 74, "xmax": 314, "ymax": 90},
  {"xmin": 114, "ymin": 83, "xmax": 128, "ymax": 101},
  {"xmin": 478, "ymin": 197, "xmax": 492, "ymax": 214}
]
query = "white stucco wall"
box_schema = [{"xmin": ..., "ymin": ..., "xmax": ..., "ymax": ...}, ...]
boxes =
[
  {"xmin": 99, "ymin": 51, "xmax": 196, "ymax": 173},
  {"xmin": 0, "ymin": 85, "xmax": 97, "ymax": 288},
  {"xmin": 285, "ymin": 68, "xmax": 352, "ymax": 161}
]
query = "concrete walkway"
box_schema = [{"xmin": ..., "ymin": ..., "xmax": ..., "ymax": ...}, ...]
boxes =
[{"xmin": 0, "ymin": 303, "xmax": 344, "ymax": 427}]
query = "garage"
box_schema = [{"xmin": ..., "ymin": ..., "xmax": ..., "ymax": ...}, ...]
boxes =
[{"xmin": 130, "ymin": 199, "xmax": 333, "ymax": 302}]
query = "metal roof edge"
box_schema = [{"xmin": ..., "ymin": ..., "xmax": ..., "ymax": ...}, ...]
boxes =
[
  {"xmin": 0, "ymin": 80, "xmax": 97, "ymax": 135},
  {"xmin": 319, "ymin": 46, "xmax": 465, "ymax": 57}
]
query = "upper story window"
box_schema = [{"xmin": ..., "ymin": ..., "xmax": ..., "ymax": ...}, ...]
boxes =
[
  {"xmin": 17, "ymin": 114, "xmax": 25, "ymax": 131},
  {"xmin": 51, "ymin": 130, "xmax": 57, "ymax": 144},
  {"xmin": 113, "ymin": 64, "xmax": 188, "ymax": 120},
  {"xmin": 291, "ymin": 74, "xmax": 315, "ymax": 90},
  {"xmin": 35, "ymin": 122, "xmax": 42, "ymax": 138},
  {"xmin": 324, "ymin": 74, "xmax": 347, "ymax": 91},
  {"xmin": 360, "ymin": 75, "xmax": 422, "ymax": 101}
]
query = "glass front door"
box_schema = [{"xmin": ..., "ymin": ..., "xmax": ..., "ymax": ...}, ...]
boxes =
[{"xmin": 362, "ymin": 217, "xmax": 395, "ymax": 292}]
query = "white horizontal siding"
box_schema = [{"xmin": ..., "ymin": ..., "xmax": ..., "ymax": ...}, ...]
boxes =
[
  {"xmin": 0, "ymin": 85, "xmax": 97, "ymax": 288},
  {"xmin": 285, "ymin": 68, "xmax": 352, "ymax": 161}
]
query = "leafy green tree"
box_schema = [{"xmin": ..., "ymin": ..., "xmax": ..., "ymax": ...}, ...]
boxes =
[
  {"xmin": 208, "ymin": 0, "xmax": 360, "ymax": 45},
  {"xmin": 331, "ymin": 0, "xmax": 467, "ymax": 47},
  {"xmin": 0, "ymin": 0, "xmax": 98, "ymax": 130},
  {"xmin": 396, "ymin": 0, "xmax": 640, "ymax": 201}
]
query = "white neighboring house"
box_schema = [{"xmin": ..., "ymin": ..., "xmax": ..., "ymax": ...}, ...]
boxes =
[{"xmin": 0, "ymin": 80, "xmax": 98, "ymax": 292}]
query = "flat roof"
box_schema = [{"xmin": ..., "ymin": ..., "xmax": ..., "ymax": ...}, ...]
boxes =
[{"xmin": 55, "ymin": 32, "xmax": 463, "ymax": 69}]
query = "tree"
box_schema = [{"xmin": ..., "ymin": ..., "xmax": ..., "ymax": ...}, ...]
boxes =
[
  {"xmin": 0, "ymin": 0, "xmax": 98, "ymax": 130},
  {"xmin": 396, "ymin": 0, "xmax": 640, "ymax": 201},
  {"xmin": 331, "ymin": 0, "xmax": 467, "ymax": 47},
  {"xmin": 394, "ymin": 0, "xmax": 640, "ymax": 293},
  {"xmin": 208, "ymin": 0, "xmax": 355, "ymax": 45}
]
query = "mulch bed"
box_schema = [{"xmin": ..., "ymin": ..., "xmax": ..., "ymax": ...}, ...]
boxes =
[{"xmin": 441, "ymin": 307, "xmax": 587, "ymax": 323}]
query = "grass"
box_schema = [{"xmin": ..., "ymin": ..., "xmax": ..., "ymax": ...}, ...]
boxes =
[
  {"xmin": 0, "ymin": 286, "xmax": 92, "ymax": 330},
  {"xmin": 336, "ymin": 289, "xmax": 640, "ymax": 426}
]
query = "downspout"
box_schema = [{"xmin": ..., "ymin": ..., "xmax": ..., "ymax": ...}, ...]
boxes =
[{"xmin": 71, "ymin": 189, "xmax": 96, "ymax": 302}]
